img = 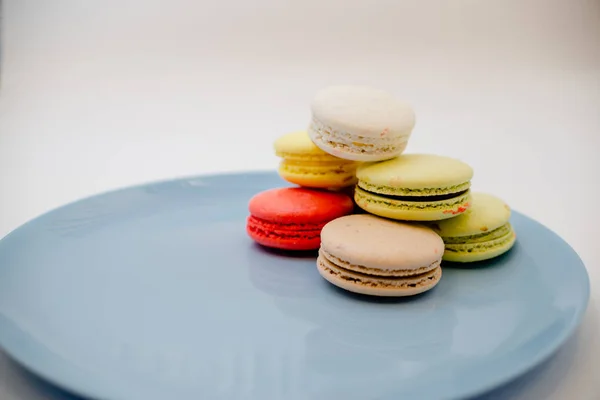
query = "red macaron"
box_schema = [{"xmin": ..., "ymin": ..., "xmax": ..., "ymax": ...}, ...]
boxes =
[{"xmin": 247, "ymin": 187, "xmax": 354, "ymax": 251}]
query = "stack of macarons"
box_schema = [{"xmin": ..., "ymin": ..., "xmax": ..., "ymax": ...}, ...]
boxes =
[{"xmin": 246, "ymin": 85, "xmax": 516, "ymax": 297}]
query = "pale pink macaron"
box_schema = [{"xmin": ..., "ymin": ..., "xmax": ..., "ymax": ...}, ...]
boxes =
[{"xmin": 317, "ymin": 214, "xmax": 444, "ymax": 297}]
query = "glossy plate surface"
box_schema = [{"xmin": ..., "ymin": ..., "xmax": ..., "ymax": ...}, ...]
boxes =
[{"xmin": 0, "ymin": 172, "xmax": 590, "ymax": 400}]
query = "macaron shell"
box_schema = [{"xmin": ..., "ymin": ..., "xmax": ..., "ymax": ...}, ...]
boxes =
[
  {"xmin": 442, "ymin": 223, "xmax": 512, "ymax": 244},
  {"xmin": 317, "ymin": 255, "xmax": 442, "ymax": 297},
  {"xmin": 274, "ymin": 130, "xmax": 348, "ymax": 162},
  {"xmin": 247, "ymin": 229, "xmax": 321, "ymax": 251},
  {"xmin": 307, "ymin": 124, "xmax": 408, "ymax": 162},
  {"xmin": 443, "ymin": 227, "xmax": 517, "ymax": 262},
  {"xmin": 274, "ymin": 131, "xmax": 360, "ymax": 188},
  {"xmin": 320, "ymin": 214, "xmax": 444, "ymax": 272},
  {"xmin": 247, "ymin": 215, "xmax": 325, "ymax": 234},
  {"xmin": 310, "ymin": 85, "xmax": 416, "ymax": 139},
  {"xmin": 320, "ymin": 249, "xmax": 440, "ymax": 277},
  {"xmin": 248, "ymin": 187, "xmax": 354, "ymax": 224},
  {"xmin": 431, "ymin": 192, "xmax": 512, "ymax": 237},
  {"xmin": 278, "ymin": 161, "xmax": 358, "ymax": 188},
  {"xmin": 246, "ymin": 216, "xmax": 323, "ymax": 250},
  {"xmin": 354, "ymin": 187, "xmax": 472, "ymax": 221},
  {"xmin": 356, "ymin": 154, "xmax": 474, "ymax": 193}
]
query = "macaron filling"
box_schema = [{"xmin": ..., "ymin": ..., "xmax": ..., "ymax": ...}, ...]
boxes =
[
  {"xmin": 279, "ymin": 160, "xmax": 358, "ymax": 175},
  {"xmin": 278, "ymin": 161, "xmax": 358, "ymax": 188},
  {"xmin": 443, "ymin": 224, "xmax": 516, "ymax": 254},
  {"xmin": 441, "ymin": 223, "xmax": 513, "ymax": 245},
  {"xmin": 275, "ymin": 151, "xmax": 339, "ymax": 163},
  {"xmin": 360, "ymin": 188, "xmax": 470, "ymax": 203},
  {"xmin": 318, "ymin": 254, "xmax": 441, "ymax": 289},
  {"xmin": 320, "ymin": 249, "xmax": 440, "ymax": 277},
  {"xmin": 357, "ymin": 181, "xmax": 471, "ymax": 197},
  {"xmin": 247, "ymin": 216, "xmax": 323, "ymax": 240},
  {"xmin": 355, "ymin": 186, "xmax": 471, "ymax": 210},
  {"xmin": 309, "ymin": 117, "xmax": 408, "ymax": 157}
]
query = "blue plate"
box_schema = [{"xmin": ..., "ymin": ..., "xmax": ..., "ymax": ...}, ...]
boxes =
[{"xmin": 0, "ymin": 172, "xmax": 589, "ymax": 400}]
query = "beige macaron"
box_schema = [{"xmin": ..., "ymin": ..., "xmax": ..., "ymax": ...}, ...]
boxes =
[{"xmin": 317, "ymin": 214, "xmax": 444, "ymax": 297}]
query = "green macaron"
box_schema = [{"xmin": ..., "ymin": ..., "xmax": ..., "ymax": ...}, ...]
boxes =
[
  {"xmin": 429, "ymin": 192, "xmax": 517, "ymax": 263},
  {"xmin": 354, "ymin": 154, "xmax": 474, "ymax": 221}
]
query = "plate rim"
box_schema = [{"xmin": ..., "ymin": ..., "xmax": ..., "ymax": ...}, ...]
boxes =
[{"xmin": 0, "ymin": 170, "xmax": 591, "ymax": 400}]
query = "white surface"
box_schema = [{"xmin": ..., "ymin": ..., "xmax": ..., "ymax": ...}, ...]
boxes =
[{"xmin": 0, "ymin": 0, "xmax": 599, "ymax": 399}]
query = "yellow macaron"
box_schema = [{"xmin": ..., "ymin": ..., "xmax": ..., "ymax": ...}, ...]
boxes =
[{"xmin": 274, "ymin": 131, "xmax": 360, "ymax": 188}]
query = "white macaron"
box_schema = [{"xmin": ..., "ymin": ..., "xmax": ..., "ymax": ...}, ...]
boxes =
[{"xmin": 308, "ymin": 85, "xmax": 416, "ymax": 162}]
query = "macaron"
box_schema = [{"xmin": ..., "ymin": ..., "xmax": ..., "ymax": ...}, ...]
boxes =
[
  {"xmin": 317, "ymin": 214, "xmax": 444, "ymax": 297},
  {"xmin": 429, "ymin": 192, "xmax": 517, "ymax": 263},
  {"xmin": 246, "ymin": 187, "xmax": 354, "ymax": 251},
  {"xmin": 308, "ymin": 85, "xmax": 416, "ymax": 162},
  {"xmin": 274, "ymin": 130, "xmax": 359, "ymax": 188},
  {"xmin": 355, "ymin": 154, "xmax": 474, "ymax": 221}
]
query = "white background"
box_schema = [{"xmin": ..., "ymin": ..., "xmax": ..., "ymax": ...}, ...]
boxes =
[{"xmin": 1, "ymin": 0, "xmax": 599, "ymax": 398}]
